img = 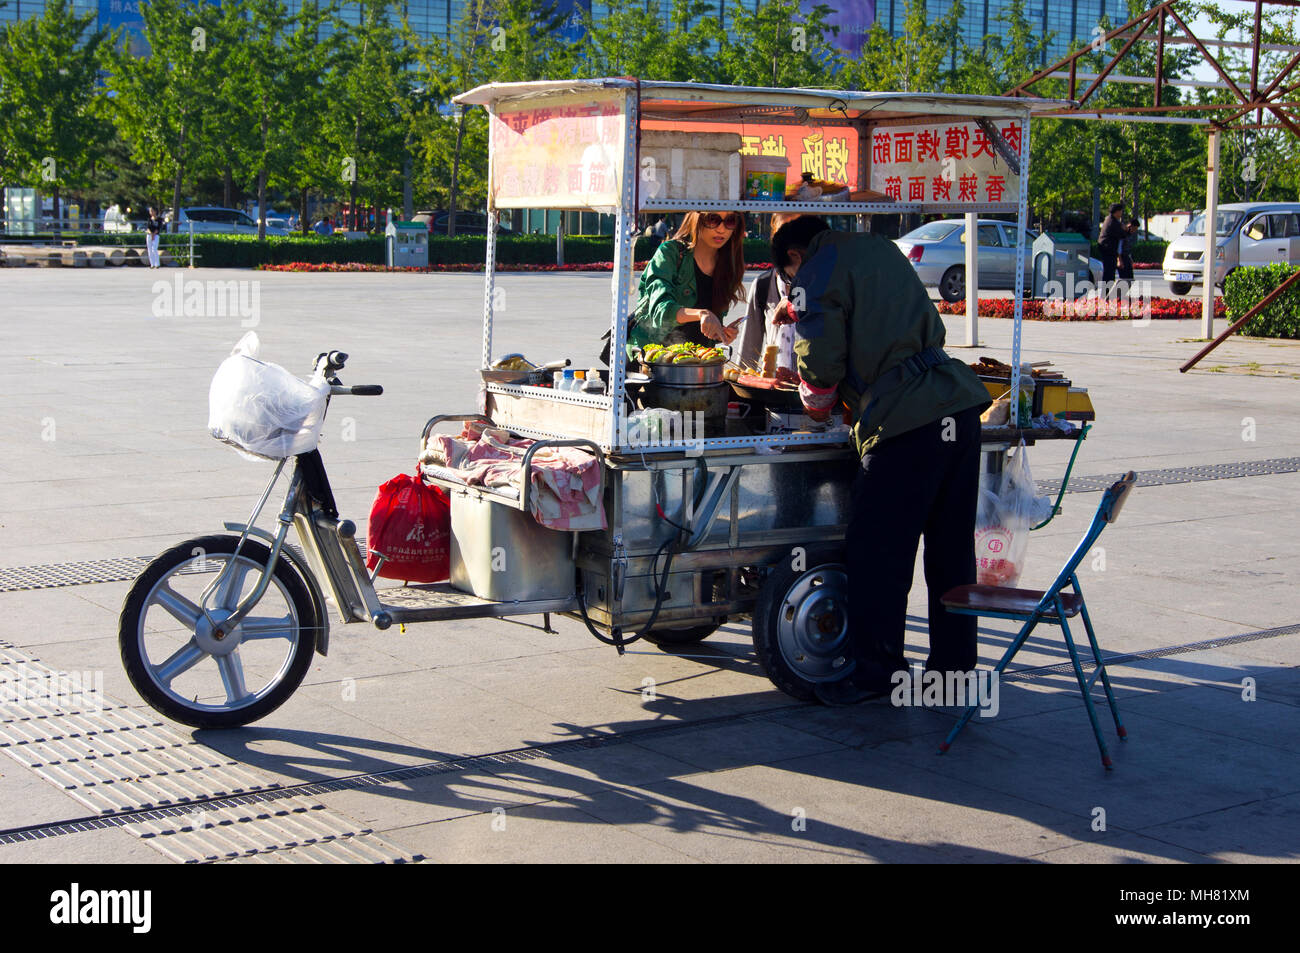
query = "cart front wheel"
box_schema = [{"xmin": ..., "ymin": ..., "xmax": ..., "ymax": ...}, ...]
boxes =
[
  {"xmin": 752, "ymin": 545, "xmax": 850, "ymax": 701},
  {"xmin": 119, "ymin": 535, "xmax": 318, "ymax": 729}
]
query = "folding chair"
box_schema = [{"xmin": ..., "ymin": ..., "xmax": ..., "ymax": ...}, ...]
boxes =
[{"xmin": 938, "ymin": 471, "xmax": 1137, "ymax": 769}]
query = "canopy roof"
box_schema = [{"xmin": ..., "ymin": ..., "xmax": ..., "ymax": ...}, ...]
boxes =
[{"xmin": 454, "ymin": 79, "xmax": 1074, "ymax": 124}]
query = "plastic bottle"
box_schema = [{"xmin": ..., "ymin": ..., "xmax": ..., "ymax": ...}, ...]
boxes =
[{"xmin": 561, "ymin": 369, "xmax": 576, "ymax": 392}]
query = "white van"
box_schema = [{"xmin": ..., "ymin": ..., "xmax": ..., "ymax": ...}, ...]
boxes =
[{"xmin": 1163, "ymin": 201, "xmax": 1300, "ymax": 295}]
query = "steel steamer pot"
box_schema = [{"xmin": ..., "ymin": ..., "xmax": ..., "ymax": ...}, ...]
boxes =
[{"xmin": 634, "ymin": 348, "xmax": 730, "ymax": 437}]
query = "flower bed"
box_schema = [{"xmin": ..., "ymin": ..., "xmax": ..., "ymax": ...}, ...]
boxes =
[{"xmin": 936, "ymin": 295, "xmax": 1226, "ymax": 321}]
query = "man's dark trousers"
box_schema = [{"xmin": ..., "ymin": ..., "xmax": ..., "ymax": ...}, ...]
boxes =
[{"xmin": 845, "ymin": 405, "xmax": 982, "ymax": 690}]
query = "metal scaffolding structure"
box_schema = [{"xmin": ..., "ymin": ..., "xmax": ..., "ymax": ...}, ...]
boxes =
[{"xmin": 1003, "ymin": 0, "xmax": 1300, "ymax": 348}]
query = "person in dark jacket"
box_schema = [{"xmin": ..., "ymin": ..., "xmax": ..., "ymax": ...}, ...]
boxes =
[
  {"xmin": 1099, "ymin": 202, "xmax": 1126, "ymax": 284},
  {"xmin": 1118, "ymin": 219, "xmax": 1138, "ymax": 281},
  {"xmin": 771, "ymin": 216, "xmax": 991, "ymax": 705}
]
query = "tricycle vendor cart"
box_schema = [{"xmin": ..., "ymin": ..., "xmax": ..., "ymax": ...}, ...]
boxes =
[{"xmin": 119, "ymin": 80, "xmax": 1093, "ymax": 729}]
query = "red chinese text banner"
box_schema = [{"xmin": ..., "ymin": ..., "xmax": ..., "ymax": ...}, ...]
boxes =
[
  {"xmin": 490, "ymin": 89, "xmax": 628, "ymax": 211},
  {"xmin": 868, "ymin": 120, "xmax": 1022, "ymax": 207},
  {"xmin": 639, "ymin": 120, "xmax": 859, "ymax": 190}
]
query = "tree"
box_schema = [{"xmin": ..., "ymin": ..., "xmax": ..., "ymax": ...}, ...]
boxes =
[
  {"xmin": 845, "ymin": 0, "xmax": 964, "ymax": 93},
  {"xmin": 0, "ymin": 0, "xmax": 111, "ymax": 228},
  {"xmin": 324, "ymin": 0, "xmax": 413, "ymax": 231},
  {"xmin": 719, "ymin": 0, "xmax": 841, "ymax": 89},
  {"xmin": 109, "ymin": 0, "xmax": 230, "ymax": 232}
]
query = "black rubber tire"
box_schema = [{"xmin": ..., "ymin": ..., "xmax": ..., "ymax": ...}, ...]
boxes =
[
  {"xmin": 120, "ymin": 534, "xmax": 317, "ymax": 729},
  {"xmin": 938, "ymin": 266, "xmax": 965, "ymax": 303},
  {"xmin": 1169, "ymin": 281, "xmax": 1192, "ymax": 296},
  {"xmin": 644, "ymin": 623, "xmax": 721, "ymax": 645},
  {"xmin": 751, "ymin": 544, "xmax": 848, "ymax": 702}
]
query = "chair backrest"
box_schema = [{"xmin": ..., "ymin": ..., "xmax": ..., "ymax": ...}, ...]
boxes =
[
  {"xmin": 1043, "ymin": 470, "xmax": 1139, "ymax": 597},
  {"xmin": 1101, "ymin": 471, "xmax": 1137, "ymax": 523}
]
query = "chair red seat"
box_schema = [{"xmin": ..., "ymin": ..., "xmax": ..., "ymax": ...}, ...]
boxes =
[{"xmin": 942, "ymin": 584, "xmax": 1084, "ymax": 619}]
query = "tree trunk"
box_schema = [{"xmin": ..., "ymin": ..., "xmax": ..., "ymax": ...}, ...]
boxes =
[
  {"xmin": 449, "ymin": 116, "xmax": 466, "ymax": 237},
  {"xmin": 52, "ymin": 184, "xmax": 61, "ymax": 238},
  {"xmin": 257, "ymin": 109, "xmax": 269, "ymax": 241},
  {"xmin": 171, "ymin": 123, "xmax": 186, "ymax": 235},
  {"xmin": 224, "ymin": 165, "xmax": 233, "ymax": 209},
  {"xmin": 300, "ymin": 186, "xmax": 309, "ymax": 236}
]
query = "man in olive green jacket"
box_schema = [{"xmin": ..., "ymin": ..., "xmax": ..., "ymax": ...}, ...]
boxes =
[{"xmin": 771, "ymin": 217, "xmax": 990, "ymax": 705}]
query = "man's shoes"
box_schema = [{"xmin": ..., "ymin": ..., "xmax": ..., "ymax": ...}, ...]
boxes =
[{"xmin": 814, "ymin": 674, "xmax": 891, "ymax": 707}]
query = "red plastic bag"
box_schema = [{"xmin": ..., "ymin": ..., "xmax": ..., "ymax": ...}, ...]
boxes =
[{"xmin": 365, "ymin": 470, "xmax": 450, "ymax": 583}]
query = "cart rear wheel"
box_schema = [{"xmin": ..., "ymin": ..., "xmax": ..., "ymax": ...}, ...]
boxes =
[
  {"xmin": 119, "ymin": 535, "xmax": 318, "ymax": 729},
  {"xmin": 645, "ymin": 623, "xmax": 720, "ymax": 645},
  {"xmin": 1169, "ymin": 281, "xmax": 1191, "ymax": 296},
  {"xmin": 752, "ymin": 545, "xmax": 850, "ymax": 701}
]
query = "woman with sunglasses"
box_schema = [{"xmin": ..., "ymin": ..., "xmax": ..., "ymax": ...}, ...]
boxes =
[{"xmin": 628, "ymin": 211, "xmax": 747, "ymax": 355}]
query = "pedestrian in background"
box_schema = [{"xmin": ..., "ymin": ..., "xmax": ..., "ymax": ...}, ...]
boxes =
[
  {"xmin": 1118, "ymin": 219, "xmax": 1139, "ymax": 281},
  {"xmin": 1099, "ymin": 202, "xmax": 1126, "ymax": 284},
  {"xmin": 145, "ymin": 207, "xmax": 162, "ymax": 269}
]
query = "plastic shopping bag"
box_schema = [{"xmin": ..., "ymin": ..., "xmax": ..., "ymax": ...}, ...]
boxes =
[
  {"xmin": 365, "ymin": 470, "xmax": 451, "ymax": 583},
  {"xmin": 974, "ymin": 441, "xmax": 1054, "ymax": 587},
  {"xmin": 208, "ymin": 332, "xmax": 330, "ymax": 460}
]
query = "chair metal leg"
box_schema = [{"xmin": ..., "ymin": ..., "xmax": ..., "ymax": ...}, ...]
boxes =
[
  {"xmin": 1077, "ymin": 596, "xmax": 1126, "ymax": 740},
  {"xmin": 1057, "ymin": 598, "xmax": 1113, "ymax": 769},
  {"xmin": 939, "ymin": 612, "xmax": 1043, "ymax": 755}
]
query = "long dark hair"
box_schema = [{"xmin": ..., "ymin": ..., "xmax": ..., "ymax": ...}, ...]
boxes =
[{"xmin": 671, "ymin": 211, "xmax": 747, "ymax": 315}]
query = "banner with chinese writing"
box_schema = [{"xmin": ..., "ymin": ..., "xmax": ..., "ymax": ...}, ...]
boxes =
[
  {"xmin": 489, "ymin": 89, "xmax": 627, "ymax": 211},
  {"xmin": 868, "ymin": 120, "xmax": 1021, "ymax": 208},
  {"xmin": 639, "ymin": 120, "xmax": 859, "ymax": 191}
]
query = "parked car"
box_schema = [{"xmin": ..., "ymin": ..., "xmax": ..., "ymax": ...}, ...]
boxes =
[
  {"xmin": 169, "ymin": 207, "xmax": 289, "ymax": 236},
  {"xmin": 1162, "ymin": 201, "xmax": 1300, "ymax": 295},
  {"xmin": 895, "ymin": 219, "xmax": 1103, "ymax": 302},
  {"xmin": 414, "ymin": 210, "xmax": 514, "ymax": 235}
]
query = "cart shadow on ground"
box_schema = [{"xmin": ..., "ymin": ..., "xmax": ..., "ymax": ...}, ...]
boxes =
[{"xmin": 194, "ymin": 628, "xmax": 1296, "ymax": 863}]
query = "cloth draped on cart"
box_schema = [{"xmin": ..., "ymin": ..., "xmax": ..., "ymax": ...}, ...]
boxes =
[{"xmin": 418, "ymin": 421, "xmax": 606, "ymax": 531}]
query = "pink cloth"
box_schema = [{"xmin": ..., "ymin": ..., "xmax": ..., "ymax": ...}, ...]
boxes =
[{"xmin": 420, "ymin": 422, "xmax": 605, "ymax": 531}]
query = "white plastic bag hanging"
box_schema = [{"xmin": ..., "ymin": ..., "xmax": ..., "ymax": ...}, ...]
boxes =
[
  {"xmin": 208, "ymin": 332, "xmax": 330, "ymax": 461},
  {"xmin": 974, "ymin": 441, "xmax": 1053, "ymax": 587}
]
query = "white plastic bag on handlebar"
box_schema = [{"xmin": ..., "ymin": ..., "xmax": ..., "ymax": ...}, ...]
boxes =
[{"xmin": 208, "ymin": 332, "xmax": 330, "ymax": 461}]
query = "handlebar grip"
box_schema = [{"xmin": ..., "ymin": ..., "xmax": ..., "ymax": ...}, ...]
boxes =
[{"xmin": 350, "ymin": 384, "xmax": 383, "ymax": 396}]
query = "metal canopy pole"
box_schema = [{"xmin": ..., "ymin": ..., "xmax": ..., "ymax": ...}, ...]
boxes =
[
  {"xmin": 964, "ymin": 210, "xmax": 978, "ymax": 346},
  {"xmin": 1010, "ymin": 111, "xmax": 1032, "ymax": 424},
  {"xmin": 608, "ymin": 89, "xmax": 639, "ymax": 450},
  {"xmin": 482, "ymin": 107, "xmax": 499, "ymax": 371},
  {"xmin": 1202, "ymin": 127, "xmax": 1221, "ymax": 339}
]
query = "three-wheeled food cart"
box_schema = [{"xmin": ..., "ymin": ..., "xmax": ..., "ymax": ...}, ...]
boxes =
[{"xmin": 120, "ymin": 80, "xmax": 1094, "ymax": 728}]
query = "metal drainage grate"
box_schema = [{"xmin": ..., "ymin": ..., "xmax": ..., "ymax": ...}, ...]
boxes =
[
  {"xmin": 0, "ymin": 541, "xmax": 368, "ymax": 594},
  {"xmin": 1037, "ymin": 456, "xmax": 1300, "ymax": 496},
  {"xmin": 4, "ymin": 619, "xmax": 1296, "ymax": 851}
]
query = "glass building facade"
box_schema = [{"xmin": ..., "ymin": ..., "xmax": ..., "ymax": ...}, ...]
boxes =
[{"xmin": 876, "ymin": 1, "xmax": 1140, "ymax": 66}]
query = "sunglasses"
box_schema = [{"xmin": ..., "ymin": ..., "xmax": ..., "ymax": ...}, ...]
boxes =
[{"xmin": 700, "ymin": 213, "xmax": 742, "ymax": 230}]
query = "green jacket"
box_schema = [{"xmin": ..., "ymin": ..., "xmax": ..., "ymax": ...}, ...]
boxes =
[
  {"xmin": 629, "ymin": 239, "xmax": 696, "ymax": 353},
  {"xmin": 792, "ymin": 230, "xmax": 990, "ymax": 455}
]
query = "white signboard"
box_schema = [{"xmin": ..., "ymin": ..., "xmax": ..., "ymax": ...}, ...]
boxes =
[{"xmin": 868, "ymin": 120, "xmax": 1022, "ymax": 207}]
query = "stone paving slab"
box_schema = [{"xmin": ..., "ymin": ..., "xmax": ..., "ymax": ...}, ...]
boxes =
[{"xmin": 1, "ymin": 269, "xmax": 1296, "ymax": 864}]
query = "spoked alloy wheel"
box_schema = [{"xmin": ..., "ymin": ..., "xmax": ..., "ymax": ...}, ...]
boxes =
[
  {"xmin": 938, "ymin": 266, "xmax": 965, "ymax": 303},
  {"xmin": 752, "ymin": 546, "xmax": 850, "ymax": 700},
  {"xmin": 119, "ymin": 535, "xmax": 317, "ymax": 729}
]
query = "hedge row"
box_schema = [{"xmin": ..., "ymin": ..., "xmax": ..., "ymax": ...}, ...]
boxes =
[
  {"xmin": 39, "ymin": 232, "xmax": 775, "ymax": 268},
  {"xmin": 1223, "ymin": 263, "xmax": 1300, "ymax": 339},
  {"xmin": 1089, "ymin": 240, "xmax": 1168, "ymax": 264}
]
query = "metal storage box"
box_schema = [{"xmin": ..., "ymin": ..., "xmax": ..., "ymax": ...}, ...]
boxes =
[{"xmin": 448, "ymin": 487, "xmax": 575, "ymax": 601}]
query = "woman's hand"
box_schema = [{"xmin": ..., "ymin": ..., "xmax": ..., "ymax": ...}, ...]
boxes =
[{"xmin": 699, "ymin": 310, "xmax": 726, "ymax": 341}]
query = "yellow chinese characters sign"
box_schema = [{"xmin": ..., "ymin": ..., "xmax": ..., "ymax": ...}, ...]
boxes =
[
  {"xmin": 868, "ymin": 120, "xmax": 1021, "ymax": 207},
  {"xmin": 639, "ymin": 120, "xmax": 858, "ymax": 189},
  {"xmin": 489, "ymin": 89, "xmax": 628, "ymax": 210}
]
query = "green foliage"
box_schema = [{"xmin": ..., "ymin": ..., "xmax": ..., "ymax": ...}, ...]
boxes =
[
  {"xmin": 719, "ymin": 0, "xmax": 839, "ymax": 88},
  {"xmin": 1088, "ymin": 240, "xmax": 1167, "ymax": 264},
  {"xmin": 0, "ymin": 0, "xmax": 111, "ymax": 214},
  {"xmin": 845, "ymin": 0, "xmax": 963, "ymax": 92},
  {"xmin": 1224, "ymin": 264, "xmax": 1300, "ymax": 339}
]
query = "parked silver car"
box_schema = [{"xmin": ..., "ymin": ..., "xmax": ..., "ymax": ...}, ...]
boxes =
[
  {"xmin": 895, "ymin": 219, "xmax": 1102, "ymax": 302},
  {"xmin": 169, "ymin": 207, "xmax": 289, "ymax": 237}
]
